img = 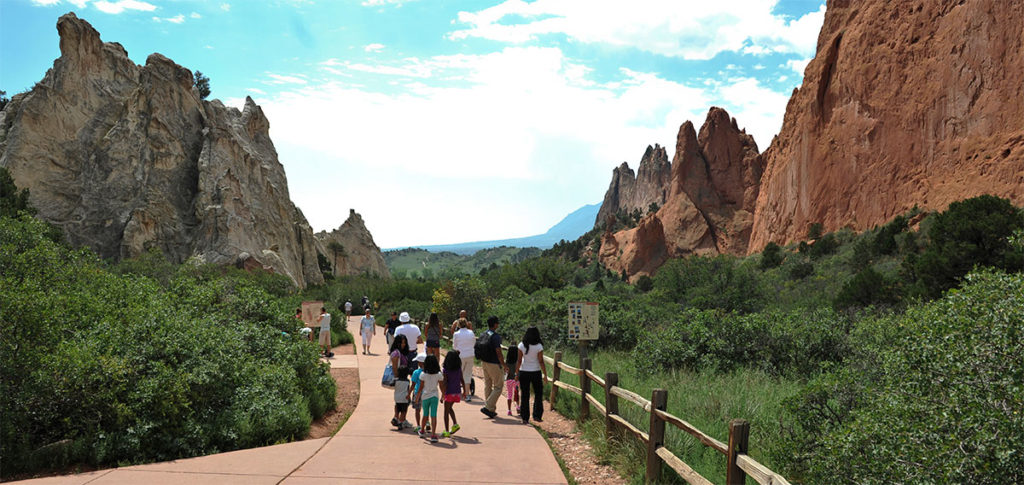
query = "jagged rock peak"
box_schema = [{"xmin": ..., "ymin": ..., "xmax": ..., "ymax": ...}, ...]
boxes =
[
  {"xmin": 0, "ymin": 13, "xmax": 324, "ymax": 288},
  {"xmin": 599, "ymin": 107, "xmax": 763, "ymax": 280},
  {"xmin": 314, "ymin": 209, "xmax": 391, "ymax": 279},
  {"xmin": 594, "ymin": 143, "xmax": 671, "ymax": 227}
]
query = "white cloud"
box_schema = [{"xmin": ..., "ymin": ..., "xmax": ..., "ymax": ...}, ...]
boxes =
[
  {"xmin": 30, "ymin": 0, "xmax": 62, "ymax": 6},
  {"xmin": 220, "ymin": 3, "xmax": 231, "ymax": 11},
  {"xmin": 204, "ymin": 44, "xmax": 214, "ymax": 49},
  {"xmin": 190, "ymin": 12, "xmax": 201, "ymax": 19},
  {"xmin": 246, "ymin": 88, "xmax": 267, "ymax": 95},
  {"xmin": 153, "ymin": 14, "xmax": 186, "ymax": 23},
  {"xmin": 247, "ymin": 46, "xmax": 801, "ymax": 247},
  {"xmin": 361, "ymin": 0, "xmax": 417, "ymax": 6},
  {"xmin": 785, "ymin": 58, "xmax": 810, "ymax": 75},
  {"xmin": 450, "ymin": 0, "xmax": 825, "ymax": 61},
  {"xmin": 364, "ymin": 43, "xmax": 386, "ymax": 52},
  {"xmin": 264, "ymin": 73, "xmax": 309, "ymax": 85},
  {"xmin": 93, "ymin": 0, "xmax": 156, "ymax": 14},
  {"xmin": 69, "ymin": 0, "xmax": 88, "ymax": 6}
]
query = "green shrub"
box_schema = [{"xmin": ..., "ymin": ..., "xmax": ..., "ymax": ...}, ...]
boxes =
[
  {"xmin": 653, "ymin": 255, "xmax": 765, "ymax": 314},
  {"xmin": 759, "ymin": 242, "xmax": 784, "ymax": 269},
  {"xmin": 779, "ymin": 270, "xmax": 1024, "ymax": 484},
  {"xmin": 0, "ymin": 217, "xmax": 334, "ymax": 478},
  {"xmin": 634, "ymin": 274, "xmax": 654, "ymax": 292},
  {"xmin": 833, "ymin": 267, "xmax": 903, "ymax": 310},
  {"xmin": 786, "ymin": 260, "xmax": 814, "ymax": 279},
  {"xmin": 905, "ymin": 195, "xmax": 1024, "ymax": 299}
]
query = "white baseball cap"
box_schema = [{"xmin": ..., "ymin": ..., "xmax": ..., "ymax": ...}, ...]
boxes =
[
  {"xmin": 399, "ymin": 311, "xmax": 411, "ymax": 323},
  {"xmin": 413, "ymin": 353, "xmax": 426, "ymax": 362}
]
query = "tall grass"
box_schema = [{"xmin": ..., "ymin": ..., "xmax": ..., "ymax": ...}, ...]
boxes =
[{"xmin": 544, "ymin": 349, "xmax": 800, "ymax": 484}]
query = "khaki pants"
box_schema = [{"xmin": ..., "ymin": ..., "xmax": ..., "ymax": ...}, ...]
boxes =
[{"xmin": 482, "ymin": 361, "xmax": 504, "ymax": 412}]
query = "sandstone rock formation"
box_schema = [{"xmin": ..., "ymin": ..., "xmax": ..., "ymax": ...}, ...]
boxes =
[
  {"xmin": 0, "ymin": 13, "xmax": 324, "ymax": 287},
  {"xmin": 594, "ymin": 144, "xmax": 671, "ymax": 227},
  {"xmin": 599, "ymin": 107, "xmax": 764, "ymax": 279},
  {"xmin": 750, "ymin": 0, "xmax": 1024, "ymax": 251},
  {"xmin": 315, "ymin": 209, "xmax": 390, "ymax": 278}
]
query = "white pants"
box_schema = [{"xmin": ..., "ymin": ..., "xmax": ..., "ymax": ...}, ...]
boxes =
[
  {"xmin": 460, "ymin": 356, "xmax": 474, "ymax": 395},
  {"xmin": 361, "ymin": 331, "xmax": 372, "ymax": 347}
]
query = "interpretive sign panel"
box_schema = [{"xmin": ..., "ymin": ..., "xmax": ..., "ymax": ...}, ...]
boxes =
[
  {"xmin": 301, "ymin": 301, "xmax": 324, "ymax": 326},
  {"xmin": 568, "ymin": 302, "xmax": 599, "ymax": 340}
]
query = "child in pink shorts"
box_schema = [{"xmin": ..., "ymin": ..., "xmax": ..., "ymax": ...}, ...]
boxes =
[{"xmin": 504, "ymin": 345, "xmax": 520, "ymax": 416}]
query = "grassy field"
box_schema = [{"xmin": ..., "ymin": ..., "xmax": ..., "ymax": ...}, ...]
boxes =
[{"xmin": 540, "ymin": 349, "xmax": 799, "ymax": 484}]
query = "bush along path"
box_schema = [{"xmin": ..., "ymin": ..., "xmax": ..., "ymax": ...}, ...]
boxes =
[{"xmin": 12, "ymin": 316, "xmax": 568, "ymax": 484}]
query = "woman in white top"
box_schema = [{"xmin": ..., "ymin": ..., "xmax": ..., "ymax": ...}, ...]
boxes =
[{"xmin": 516, "ymin": 326, "xmax": 547, "ymax": 424}]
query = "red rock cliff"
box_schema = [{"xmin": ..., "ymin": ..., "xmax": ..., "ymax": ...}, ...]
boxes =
[
  {"xmin": 750, "ymin": 0, "xmax": 1024, "ymax": 251},
  {"xmin": 600, "ymin": 107, "xmax": 763, "ymax": 279}
]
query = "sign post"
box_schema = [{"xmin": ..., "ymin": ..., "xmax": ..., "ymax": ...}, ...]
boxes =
[{"xmin": 568, "ymin": 302, "xmax": 599, "ymax": 368}]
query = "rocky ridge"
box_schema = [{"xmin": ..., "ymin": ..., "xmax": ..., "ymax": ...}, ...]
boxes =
[
  {"xmin": 0, "ymin": 13, "xmax": 383, "ymax": 287},
  {"xmin": 594, "ymin": 144, "xmax": 671, "ymax": 227},
  {"xmin": 315, "ymin": 209, "xmax": 390, "ymax": 278},
  {"xmin": 750, "ymin": 0, "xmax": 1024, "ymax": 249},
  {"xmin": 598, "ymin": 107, "xmax": 763, "ymax": 279}
]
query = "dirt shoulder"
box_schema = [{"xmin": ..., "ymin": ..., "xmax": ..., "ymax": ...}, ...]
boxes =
[{"xmin": 306, "ymin": 343, "xmax": 359, "ymax": 439}]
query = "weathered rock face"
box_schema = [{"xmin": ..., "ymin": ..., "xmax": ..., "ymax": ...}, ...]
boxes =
[
  {"xmin": 315, "ymin": 209, "xmax": 390, "ymax": 278},
  {"xmin": 0, "ymin": 13, "xmax": 323, "ymax": 287},
  {"xmin": 750, "ymin": 0, "xmax": 1024, "ymax": 251},
  {"xmin": 594, "ymin": 144, "xmax": 671, "ymax": 227},
  {"xmin": 599, "ymin": 107, "xmax": 763, "ymax": 279}
]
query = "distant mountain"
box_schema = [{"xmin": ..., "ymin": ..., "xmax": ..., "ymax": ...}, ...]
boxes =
[
  {"xmin": 389, "ymin": 203, "xmax": 600, "ymax": 255},
  {"xmin": 384, "ymin": 246, "xmax": 541, "ymax": 278}
]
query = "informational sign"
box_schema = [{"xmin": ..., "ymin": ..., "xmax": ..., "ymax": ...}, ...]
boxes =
[
  {"xmin": 568, "ymin": 302, "xmax": 599, "ymax": 341},
  {"xmin": 301, "ymin": 301, "xmax": 324, "ymax": 327}
]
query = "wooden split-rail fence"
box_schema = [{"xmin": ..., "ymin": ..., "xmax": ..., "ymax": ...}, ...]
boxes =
[
  {"xmin": 438, "ymin": 331, "xmax": 791, "ymax": 484},
  {"xmin": 543, "ymin": 350, "xmax": 791, "ymax": 485}
]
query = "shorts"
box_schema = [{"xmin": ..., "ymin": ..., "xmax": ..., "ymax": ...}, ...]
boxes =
[
  {"xmin": 412, "ymin": 399, "xmax": 421, "ymax": 411},
  {"xmin": 426, "ymin": 338, "xmax": 440, "ymax": 349},
  {"xmin": 318, "ymin": 329, "xmax": 331, "ymax": 345},
  {"xmin": 505, "ymin": 379, "xmax": 518, "ymax": 396},
  {"xmin": 422, "ymin": 396, "xmax": 439, "ymax": 417},
  {"xmin": 394, "ymin": 402, "xmax": 409, "ymax": 413},
  {"xmin": 443, "ymin": 393, "xmax": 461, "ymax": 403}
]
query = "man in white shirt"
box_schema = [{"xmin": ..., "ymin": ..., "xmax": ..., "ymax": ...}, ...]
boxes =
[
  {"xmin": 451, "ymin": 319, "xmax": 476, "ymax": 401},
  {"xmin": 394, "ymin": 312, "xmax": 422, "ymax": 362}
]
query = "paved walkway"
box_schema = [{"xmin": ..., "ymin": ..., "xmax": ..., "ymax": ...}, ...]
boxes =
[{"xmin": 14, "ymin": 317, "xmax": 567, "ymax": 485}]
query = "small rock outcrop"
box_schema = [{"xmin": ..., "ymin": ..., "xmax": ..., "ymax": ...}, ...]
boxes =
[
  {"xmin": 315, "ymin": 209, "xmax": 390, "ymax": 278},
  {"xmin": 594, "ymin": 144, "xmax": 671, "ymax": 227},
  {"xmin": 599, "ymin": 107, "xmax": 764, "ymax": 279},
  {"xmin": 750, "ymin": 0, "xmax": 1024, "ymax": 250},
  {"xmin": 0, "ymin": 13, "xmax": 324, "ymax": 287}
]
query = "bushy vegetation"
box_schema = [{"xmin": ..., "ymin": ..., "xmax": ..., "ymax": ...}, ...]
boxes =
[
  {"xmin": 779, "ymin": 270, "xmax": 1024, "ymax": 484},
  {"xmin": 1, "ymin": 212, "xmax": 335, "ymax": 478}
]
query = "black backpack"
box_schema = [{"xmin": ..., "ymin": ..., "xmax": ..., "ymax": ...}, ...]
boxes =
[{"xmin": 474, "ymin": 329, "xmax": 493, "ymax": 359}]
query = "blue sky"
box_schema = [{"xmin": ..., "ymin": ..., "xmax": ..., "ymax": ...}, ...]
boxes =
[{"xmin": 2, "ymin": 0, "xmax": 826, "ymax": 248}]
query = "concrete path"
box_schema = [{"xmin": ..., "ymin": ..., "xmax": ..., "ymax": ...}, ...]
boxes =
[{"xmin": 13, "ymin": 317, "xmax": 567, "ymax": 485}]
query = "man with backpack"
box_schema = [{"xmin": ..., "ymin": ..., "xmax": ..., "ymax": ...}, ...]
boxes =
[{"xmin": 477, "ymin": 316, "xmax": 507, "ymax": 418}]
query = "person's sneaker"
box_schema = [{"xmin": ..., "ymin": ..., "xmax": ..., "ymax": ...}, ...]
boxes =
[
  {"xmin": 424, "ymin": 423, "xmax": 431, "ymax": 433},
  {"xmin": 430, "ymin": 434, "xmax": 439, "ymax": 443},
  {"xmin": 391, "ymin": 418, "xmax": 399, "ymax": 427},
  {"xmin": 402, "ymin": 420, "xmax": 413, "ymax": 429},
  {"xmin": 450, "ymin": 424, "xmax": 460, "ymax": 435},
  {"xmin": 441, "ymin": 431, "xmax": 451, "ymax": 438},
  {"xmin": 507, "ymin": 410, "xmax": 513, "ymax": 416},
  {"xmin": 535, "ymin": 418, "xmax": 543, "ymax": 423},
  {"xmin": 417, "ymin": 428, "xmax": 425, "ymax": 438},
  {"xmin": 480, "ymin": 408, "xmax": 496, "ymax": 418}
]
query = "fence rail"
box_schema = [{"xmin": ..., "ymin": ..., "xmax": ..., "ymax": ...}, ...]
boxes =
[
  {"xmin": 543, "ymin": 355, "xmax": 790, "ymax": 485},
  {"xmin": 458, "ymin": 337, "xmax": 790, "ymax": 484}
]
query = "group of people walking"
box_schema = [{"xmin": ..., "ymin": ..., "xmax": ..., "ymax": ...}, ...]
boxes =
[{"xmin": 381, "ymin": 310, "xmax": 549, "ymax": 443}]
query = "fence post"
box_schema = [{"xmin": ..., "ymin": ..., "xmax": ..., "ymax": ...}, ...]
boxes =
[
  {"xmin": 549, "ymin": 351, "xmax": 562, "ymax": 404},
  {"xmin": 726, "ymin": 419, "xmax": 750, "ymax": 485},
  {"xmin": 580, "ymin": 358, "xmax": 592, "ymax": 420},
  {"xmin": 604, "ymin": 372, "xmax": 618, "ymax": 435},
  {"xmin": 645, "ymin": 389, "xmax": 667, "ymax": 484}
]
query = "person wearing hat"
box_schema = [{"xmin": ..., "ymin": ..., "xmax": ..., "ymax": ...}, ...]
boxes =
[
  {"xmin": 410, "ymin": 352, "xmax": 426, "ymax": 431},
  {"xmin": 394, "ymin": 312, "xmax": 422, "ymax": 367}
]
